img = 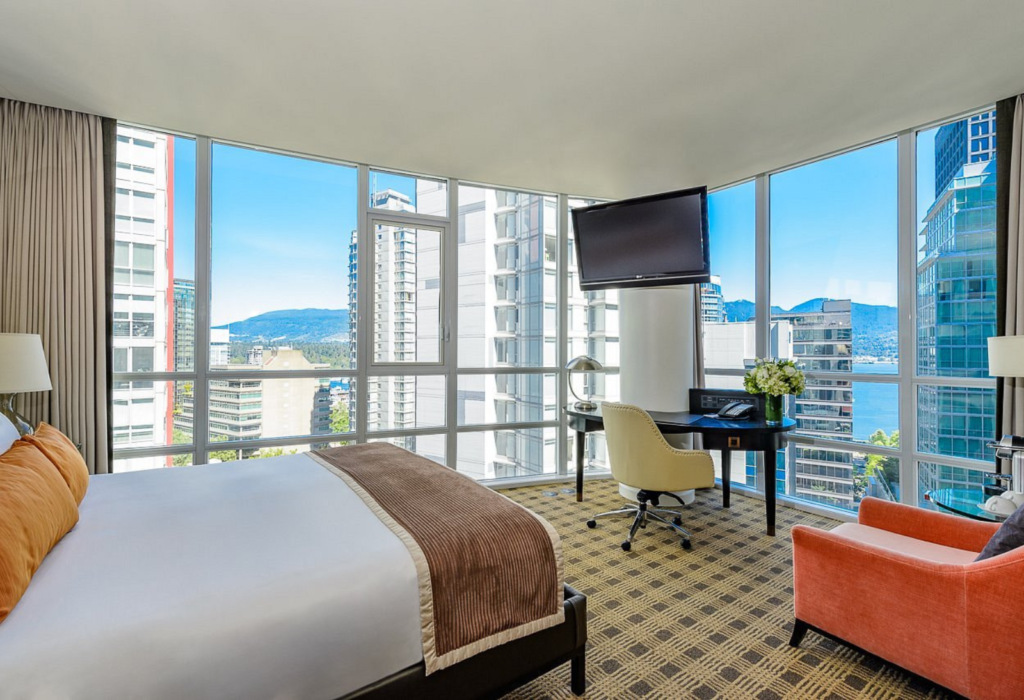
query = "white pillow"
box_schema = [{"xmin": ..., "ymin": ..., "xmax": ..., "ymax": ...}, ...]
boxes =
[{"xmin": 0, "ymin": 413, "xmax": 18, "ymax": 455}]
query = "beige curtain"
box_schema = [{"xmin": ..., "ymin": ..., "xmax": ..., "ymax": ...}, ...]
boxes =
[
  {"xmin": 1002, "ymin": 95, "xmax": 1024, "ymax": 440},
  {"xmin": 0, "ymin": 99, "xmax": 109, "ymax": 474}
]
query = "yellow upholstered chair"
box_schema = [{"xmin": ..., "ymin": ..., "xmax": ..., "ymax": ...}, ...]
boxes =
[{"xmin": 587, "ymin": 402, "xmax": 715, "ymax": 551}]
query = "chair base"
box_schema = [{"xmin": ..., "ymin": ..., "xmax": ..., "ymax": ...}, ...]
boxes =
[{"xmin": 586, "ymin": 493, "xmax": 694, "ymax": 551}]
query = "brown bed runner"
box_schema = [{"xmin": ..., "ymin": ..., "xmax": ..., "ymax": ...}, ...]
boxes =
[{"xmin": 310, "ymin": 443, "xmax": 564, "ymax": 674}]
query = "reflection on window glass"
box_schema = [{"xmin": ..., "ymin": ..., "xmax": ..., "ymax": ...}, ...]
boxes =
[
  {"xmin": 457, "ymin": 428, "xmax": 556, "ymax": 481},
  {"xmin": 458, "ymin": 185, "xmax": 557, "ymax": 368},
  {"xmin": 369, "ymin": 170, "xmax": 447, "ymax": 217},
  {"xmin": 702, "ymin": 182, "xmax": 756, "ymax": 370},
  {"xmin": 568, "ymin": 199, "xmax": 619, "ymax": 367},
  {"xmin": 211, "ymin": 144, "xmax": 357, "ymax": 371}
]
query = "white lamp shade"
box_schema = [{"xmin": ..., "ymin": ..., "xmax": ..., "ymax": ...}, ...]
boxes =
[
  {"xmin": 988, "ymin": 336, "xmax": 1024, "ymax": 378},
  {"xmin": 0, "ymin": 334, "xmax": 52, "ymax": 393}
]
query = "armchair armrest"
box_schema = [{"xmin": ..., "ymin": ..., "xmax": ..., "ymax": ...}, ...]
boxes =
[{"xmin": 858, "ymin": 497, "xmax": 998, "ymax": 553}]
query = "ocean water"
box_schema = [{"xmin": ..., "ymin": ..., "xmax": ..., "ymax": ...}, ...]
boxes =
[{"xmin": 852, "ymin": 362, "xmax": 899, "ymax": 441}]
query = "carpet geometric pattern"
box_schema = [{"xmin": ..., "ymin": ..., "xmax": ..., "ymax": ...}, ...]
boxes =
[{"xmin": 499, "ymin": 479, "xmax": 953, "ymax": 700}]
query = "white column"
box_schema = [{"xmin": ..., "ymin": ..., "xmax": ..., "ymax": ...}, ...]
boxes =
[
  {"xmin": 619, "ymin": 286, "xmax": 696, "ymax": 413},
  {"xmin": 617, "ymin": 286, "xmax": 699, "ymax": 504}
]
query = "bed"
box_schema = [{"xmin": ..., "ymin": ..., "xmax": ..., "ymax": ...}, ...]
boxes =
[{"xmin": 0, "ymin": 445, "xmax": 586, "ymax": 699}]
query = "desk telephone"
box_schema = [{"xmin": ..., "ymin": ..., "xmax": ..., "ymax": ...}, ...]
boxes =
[{"xmin": 714, "ymin": 401, "xmax": 757, "ymax": 420}]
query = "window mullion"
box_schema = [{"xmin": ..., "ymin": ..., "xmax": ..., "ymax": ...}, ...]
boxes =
[{"xmin": 194, "ymin": 135, "xmax": 213, "ymax": 467}]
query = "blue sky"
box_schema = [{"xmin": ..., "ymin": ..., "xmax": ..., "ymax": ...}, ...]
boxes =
[{"xmin": 173, "ymin": 127, "xmax": 944, "ymax": 324}]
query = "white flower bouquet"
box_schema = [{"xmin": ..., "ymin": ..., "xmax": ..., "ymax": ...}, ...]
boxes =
[{"xmin": 743, "ymin": 358, "xmax": 805, "ymax": 397}]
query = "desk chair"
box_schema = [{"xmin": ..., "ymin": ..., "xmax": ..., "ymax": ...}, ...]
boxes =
[{"xmin": 587, "ymin": 402, "xmax": 714, "ymax": 551}]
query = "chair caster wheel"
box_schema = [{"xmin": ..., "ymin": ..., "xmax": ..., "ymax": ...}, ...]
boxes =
[
  {"xmin": 681, "ymin": 539, "xmax": 692, "ymax": 550},
  {"xmin": 586, "ymin": 520, "xmax": 597, "ymax": 529},
  {"xmin": 673, "ymin": 516, "xmax": 682, "ymax": 526},
  {"xmin": 621, "ymin": 541, "xmax": 631, "ymax": 552}
]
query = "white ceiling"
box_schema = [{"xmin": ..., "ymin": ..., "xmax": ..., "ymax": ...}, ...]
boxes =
[{"xmin": 2, "ymin": 0, "xmax": 1023, "ymax": 199}]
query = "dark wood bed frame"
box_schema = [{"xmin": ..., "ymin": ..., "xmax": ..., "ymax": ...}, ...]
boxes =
[{"xmin": 343, "ymin": 585, "xmax": 587, "ymax": 699}]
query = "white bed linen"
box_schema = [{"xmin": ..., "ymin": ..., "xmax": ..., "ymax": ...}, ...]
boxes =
[{"xmin": 0, "ymin": 454, "xmax": 422, "ymax": 700}]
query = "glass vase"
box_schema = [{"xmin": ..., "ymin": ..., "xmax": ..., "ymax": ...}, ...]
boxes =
[{"xmin": 764, "ymin": 394, "xmax": 784, "ymax": 426}]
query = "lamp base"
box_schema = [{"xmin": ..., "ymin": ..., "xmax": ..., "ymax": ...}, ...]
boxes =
[
  {"xmin": 573, "ymin": 400, "xmax": 597, "ymax": 411},
  {"xmin": 0, "ymin": 394, "xmax": 34, "ymax": 436}
]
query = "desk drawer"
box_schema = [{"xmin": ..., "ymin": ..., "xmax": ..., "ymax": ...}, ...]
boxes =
[{"xmin": 701, "ymin": 432, "xmax": 787, "ymax": 452}]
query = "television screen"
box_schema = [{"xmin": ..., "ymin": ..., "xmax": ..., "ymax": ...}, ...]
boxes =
[{"xmin": 571, "ymin": 186, "xmax": 710, "ymax": 290}]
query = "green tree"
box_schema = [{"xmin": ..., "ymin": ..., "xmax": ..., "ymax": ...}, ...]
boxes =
[
  {"xmin": 865, "ymin": 429, "xmax": 900, "ymax": 485},
  {"xmin": 330, "ymin": 402, "xmax": 351, "ymax": 434}
]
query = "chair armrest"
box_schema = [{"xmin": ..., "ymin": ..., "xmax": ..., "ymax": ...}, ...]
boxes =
[{"xmin": 858, "ymin": 497, "xmax": 998, "ymax": 553}]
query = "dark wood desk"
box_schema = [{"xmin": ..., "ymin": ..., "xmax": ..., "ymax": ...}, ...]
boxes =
[{"xmin": 565, "ymin": 404, "xmax": 796, "ymax": 536}]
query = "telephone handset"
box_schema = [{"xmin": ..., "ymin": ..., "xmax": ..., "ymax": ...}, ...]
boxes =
[{"xmin": 715, "ymin": 401, "xmax": 756, "ymax": 420}]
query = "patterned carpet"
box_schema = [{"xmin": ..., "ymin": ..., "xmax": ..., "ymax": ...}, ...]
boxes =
[{"xmin": 498, "ymin": 479, "xmax": 953, "ymax": 700}]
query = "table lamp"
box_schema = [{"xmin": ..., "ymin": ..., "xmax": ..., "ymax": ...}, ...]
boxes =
[
  {"xmin": 0, "ymin": 333, "xmax": 52, "ymax": 435},
  {"xmin": 565, "ymin": 355, "xmax": 603, "ymax": 410},
  {"xmin": 988, "ymin": 335, "xmax": 1024, "ymax": 491}
]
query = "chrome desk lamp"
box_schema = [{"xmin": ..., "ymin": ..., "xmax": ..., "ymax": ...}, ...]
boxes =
[{"xmin": 566, "ymin": 355, "xmax": 604, "ymax": 410}]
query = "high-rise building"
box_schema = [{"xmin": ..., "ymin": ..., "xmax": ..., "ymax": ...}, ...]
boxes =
[
  {"xmin": 934, "ymin": 111, "xmax": 996, "ymax": 196},
  {"xmin": 773, "ymin": 300, "xmax": 856, "ymax": 508},
  {"xmin": 173, "ymin": 278, "xmax": 195, "ymax": 372},
  {"xmin": 917, "ymin": 109, "xmax": 998, "ymax": 499},
  {"xmin": 456, "ymin": 187, "xmax": 558, "ymax": 479},
  {"xmin": 111, "ymin": 126, "xmax": 173, "ymax": 466},
  {"xmin": 917, "ymin": 159, "xmax": 997, "ymax": 476},
  {"xmin": 700, "ymin": 276, "xmax": 726, "ymax": 323}
]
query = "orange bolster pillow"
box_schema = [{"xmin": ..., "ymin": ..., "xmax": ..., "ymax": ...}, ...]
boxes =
[
  {"xmin": 0, "ymin": 440, "xmax": 80, "ymax": 624},
  {"xmin": 24, "ymin": 423, "xmax": 89, "ymax": 505}
]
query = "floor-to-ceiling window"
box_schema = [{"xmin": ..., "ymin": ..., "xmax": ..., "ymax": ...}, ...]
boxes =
[
  {"xmin": 701, "ymin": 181, "xmax": 757, "ymax": 487},
  {"xmin": 769, "ymin": 139, "xmax": 901, "ymax": 513},
  {"xmin": 915, "ymin": 111, "xmax": 998, "ymax": 506},
  {"xmin": 111, "ymin": 107, "xmax": 1002, "ymax": 521},
  {"xmin": 111, "ymin": 126, "xmax": 197, "ymax": 472},
  {"xmin": 566, "ymin": 198, "xmax": 620, "ymax": 472}
]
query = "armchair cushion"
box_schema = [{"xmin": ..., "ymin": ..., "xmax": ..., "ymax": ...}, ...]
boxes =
[
  {"xmin": 975, "ymin": 501, "xmax": 1024, "ymax": 561},
  {"xmin": 830, "ymin": 523, "xmax": 978, "ymax": 565}
]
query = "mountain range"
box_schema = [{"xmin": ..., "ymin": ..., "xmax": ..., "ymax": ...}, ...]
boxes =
[
  {"xmin": 219, "ymin": 297, "xmax": 898, "ymax": 358},
  {"xmin": 723, "ymin": 298, "xmax": 898, "ymax": 357},
  {"xmin": 216, "ymin": 308, "xmax": 350, "ymax": 343}
]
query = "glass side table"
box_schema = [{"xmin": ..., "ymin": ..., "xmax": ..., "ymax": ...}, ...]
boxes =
[{"xmin": 924, "ymin": 488, "xmax": 1009, "ymax": 522}]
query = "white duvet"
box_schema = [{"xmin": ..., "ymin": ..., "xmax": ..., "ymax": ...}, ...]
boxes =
[{"xmin": 0, "ymin": 454, "xmax": 422, "ymax": 700}]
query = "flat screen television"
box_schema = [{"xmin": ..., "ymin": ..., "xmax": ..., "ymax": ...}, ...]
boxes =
[{"xmin": 570, "ymin": 186, "xmax": 710, "ymax": 291}]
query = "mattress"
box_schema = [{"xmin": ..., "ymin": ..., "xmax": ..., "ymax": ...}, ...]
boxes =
[{"xmin": 0, "ymin": 454, "xmax": 422, "ymax": 700}]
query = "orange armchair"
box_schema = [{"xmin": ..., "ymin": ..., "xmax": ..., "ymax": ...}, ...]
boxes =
[{"xmin": 791, "ymin": 497, "xmax": 1024, "ymax": 700}]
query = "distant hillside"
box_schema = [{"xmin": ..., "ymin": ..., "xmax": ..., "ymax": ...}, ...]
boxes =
[
  {"xmin": 216, "ymin": 308, "xmax": 350, "ymax": 343},
  {"xmin": 722, "ymin": 298, "xmax": 897, "ymax": 358}
]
